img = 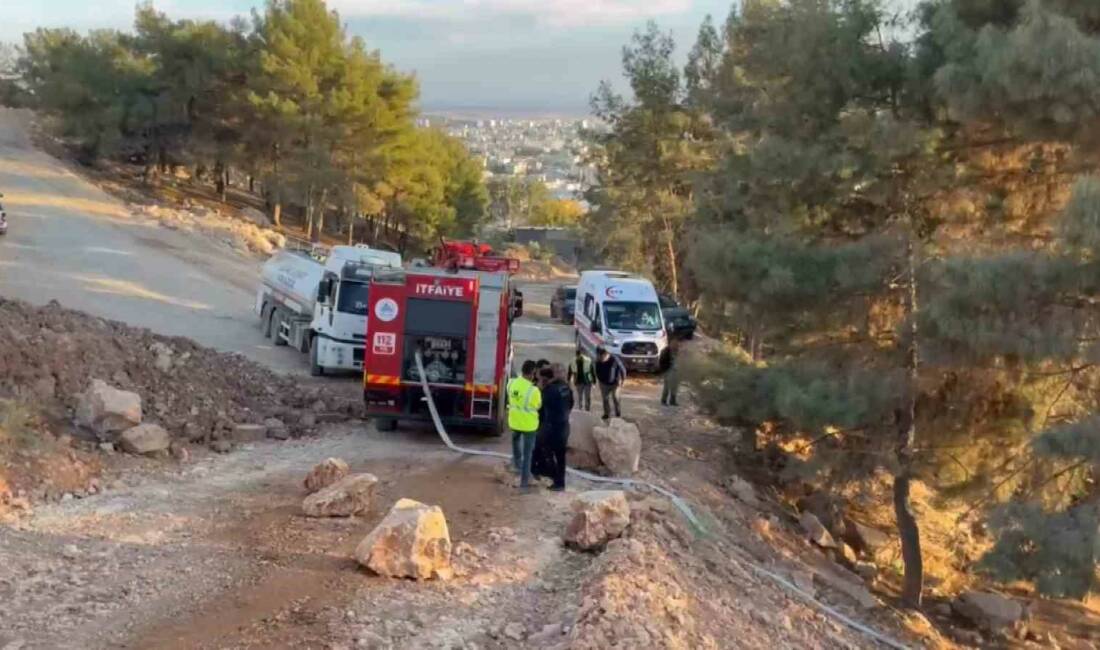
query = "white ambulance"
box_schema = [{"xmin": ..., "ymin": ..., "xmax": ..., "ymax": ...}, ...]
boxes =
[{"xmin": 573, "ymin": 270, "xmax": 667, "ymax": 372}]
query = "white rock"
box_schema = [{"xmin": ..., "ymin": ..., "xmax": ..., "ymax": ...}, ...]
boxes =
[
  {"xmin": 240, "ymin": 206, "xmax": 272, "ymax": 227},
  {"xmin": 591, "ymin": 418, "xmax": 641, "ymax": 476},
  {"xmin": 854, "ymin": 561, "xmax": 879, "ymax": 582},
  {"xmin": 118, "ymin": 423, "xmax": 171, "ymax": 455},
  {"xmin": 563, "ymin": 490, "xmax": 631, "ymax": 550},
  {"xmin": 303, "ymin": 458, "xmax": 350, "ymax": 494},
  {"xmin": 232, "ymin": 423, "xmax": 267, "ymax": 443},
  {"xmin": 302, "ymin": 473, "xmax": 377, "ymax": 517},
  {"xmin": 725, "ymin": 475, "xmax": 759, "ymax": 506},
  {"xmin": 953, "ymin": 591, "xmax": 1025, "ymax": 631},
  {"xmin": 75, "ymin": 379, "xmax": 142, "ymax": 436},
  {"xmin": 503, "ymin": 622, "xmax": 525, "ymax": 641},
  {"xmin": 354, "ymin": 498, "xmax": 452, "ymax": 580},
  {"xmin": 567, "ymin": 410, "xmax": 602, "ymax": 469},
  {"xmin": 799, "ymin": 511, "xmax": 837, "ymax": 548},
  {"xmin": 150, "ymin": 341, "xmax": 174, "ymax": 372},
  {"xmin": 843, "ymin": 517, "xmax": 892, "ymax": 559}
]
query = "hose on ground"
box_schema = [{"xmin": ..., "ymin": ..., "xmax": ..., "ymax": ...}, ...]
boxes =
[
  {"xmin": 411, "ymin": 351, "xmax": 910, "ymax": 649},
  {"xmin": 413, "ymin": 352, "xmax": 704, "ymax": 530}
]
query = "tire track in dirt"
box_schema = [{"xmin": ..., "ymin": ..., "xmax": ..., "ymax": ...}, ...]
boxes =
[{"xmin": 122, "ymin": 457, "xmax": 539, "ymax": 649}]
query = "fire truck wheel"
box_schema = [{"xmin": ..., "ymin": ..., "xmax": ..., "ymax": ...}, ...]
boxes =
[
  {"xmin": 309, "ymin": 338, "xmax": 324, "ymax": 376},
  {"xmin": 374, "ymin": 417, "xmax": 397, "ymax": 432},
  {"xmin": 272, "ymin": 308, "xmax": 288, "ymax": 347}
]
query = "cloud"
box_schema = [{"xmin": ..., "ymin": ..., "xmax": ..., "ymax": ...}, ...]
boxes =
[{"xmin": 328, "ymin": 0, "xmax": 693, "ymax": 28}]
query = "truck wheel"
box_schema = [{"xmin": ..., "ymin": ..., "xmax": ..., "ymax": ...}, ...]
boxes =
[
  {"xmin": 375, "ymin": 417, "xmax": 397, "ymax": 432},
  {"xmin": 272, "ymin": 308, "xmax": 288, "ymax": 347},
  {"xmin": 262, "ymin": 304, "xmax": 274, "ymax": 338},
  {"xmin": 309, "ymin": 338, "xmax": 324, "ymax": 376}
]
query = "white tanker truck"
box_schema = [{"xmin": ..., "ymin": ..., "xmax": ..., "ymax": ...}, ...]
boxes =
[{"xmin": 255, "ymin": 244, "xmax": 402, "ymax": 375}]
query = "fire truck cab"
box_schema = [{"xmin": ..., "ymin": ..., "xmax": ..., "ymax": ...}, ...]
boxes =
[{"xmin": 362, "ymin": 247, "xmax": 521, "ymax": 435}]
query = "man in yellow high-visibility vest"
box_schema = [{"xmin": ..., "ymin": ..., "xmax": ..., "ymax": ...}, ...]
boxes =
[{"xmin": 508, "ymin": 359, "xmax": 542, "ymax": 489}]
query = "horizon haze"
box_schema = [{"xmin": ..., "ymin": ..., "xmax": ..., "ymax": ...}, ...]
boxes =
[{"xmin": 0, "ymin": 0, "xmax": 738, "ymax": 114}]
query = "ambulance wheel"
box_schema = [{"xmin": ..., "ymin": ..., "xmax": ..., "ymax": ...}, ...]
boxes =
[
  {"xmin": 375, "ymin": 417, "xmax": 397, "ymax": 432},
  {"xmin": 309, "ymin": 338, "xmax": 324, "ymax": 377},
  {"xmin": 272, "ymin": 308, "xmax": 288, "ymax": 347}
]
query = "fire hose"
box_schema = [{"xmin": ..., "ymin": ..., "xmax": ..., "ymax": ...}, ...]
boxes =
[{"xmin": 412, "ymin": 351, "xmax": 911, "ymax": 650}]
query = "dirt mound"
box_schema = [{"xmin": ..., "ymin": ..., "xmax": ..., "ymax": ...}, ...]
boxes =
[{"xmin": 0, "ymin": 298, "xmax": 343, "ymax": 440}]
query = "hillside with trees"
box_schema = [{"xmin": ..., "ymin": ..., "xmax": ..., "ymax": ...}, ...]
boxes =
[
  {"xmin": 590, "ymin": 0, "xmax": 1100, "ymax": 607},
  {"xmin": 14, "ymin": 0, "xmax": 488, "ymax": 251}
]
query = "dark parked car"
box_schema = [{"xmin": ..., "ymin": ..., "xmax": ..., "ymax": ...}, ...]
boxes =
[
  {"xmin": 549, "ymin": 285, "xmax": 577, "ymax": 323},
  {"xmin": 659, "ymin": 294, "xmax": 696, "ymax": 340}
]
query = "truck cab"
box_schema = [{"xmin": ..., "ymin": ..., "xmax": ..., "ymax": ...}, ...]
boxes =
[{"xmin": 574, "ymin": 270, "xmax": 667, "ymax": 372}]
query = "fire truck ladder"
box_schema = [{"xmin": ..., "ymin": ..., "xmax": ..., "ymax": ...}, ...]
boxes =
[{"xmin": 470, "ymin": 289, "xmax": 501, "ymax": 420}]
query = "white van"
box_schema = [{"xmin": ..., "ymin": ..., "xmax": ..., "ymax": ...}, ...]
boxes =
[{"xmin": 574, "ymin": 270, "xmax": 667, "ymax": 372}]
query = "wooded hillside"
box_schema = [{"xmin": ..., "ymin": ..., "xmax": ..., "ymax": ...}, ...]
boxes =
[
  {"xmin": 15, "ymin": 0, "xmax": 488, "ymax": 250},
  {"xmin": 590, "ymin": 0, "xmax": 1100, "ymax": 605}
]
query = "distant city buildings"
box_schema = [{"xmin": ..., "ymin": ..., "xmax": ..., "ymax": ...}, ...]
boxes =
[{"xmin": 424, "ymin": 114, "xmax": 601, "ymax": 218}]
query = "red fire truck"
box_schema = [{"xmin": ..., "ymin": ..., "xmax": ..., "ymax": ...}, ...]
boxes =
[{"xmin": 362, "ymin": 242, "xmax": 522, "ymax": 434}]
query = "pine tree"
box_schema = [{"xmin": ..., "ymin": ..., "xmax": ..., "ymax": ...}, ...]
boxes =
[{"xmin": 588, "ymin": 22, "xmax": 717, "ymax": 299}]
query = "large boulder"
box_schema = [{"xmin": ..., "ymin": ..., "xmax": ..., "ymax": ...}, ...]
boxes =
[
  {"xmin": 303, "ymin": 457, "xmax": 350, "ymax": 494},
  {"xmin": 953, "ymin": 591, "xmax": 1026, "ymax": 632},
  {"xmin": 240, "ymin": 206, "xmax": 272, "ymax": 227},
  {"xmin": 76, "ymin": 379, "xmax": 142, "ymax": 437},
  {"xmin": 564, "ymin": 490, "xmax": 631, "ymax": 550},
  {"xmin": 591, "ymin": 418, "xmax": 641, "ymax": 476},
  {"xmin": 799, "ymin": 511, "xmax": 837, "ymax": 549},
  {"xmin": 118, "ymin": 423, "xmax": 171, "ymax": 455},
  {"xmin": 842, "ymin": 517, "xmax": 892, "ymax": 560},
  {"xmin": 301, "ymin": 473, "xmax": 377, "ymax": 517},
  {"xmin": 355, "ymin": 498, "xmax": 453, "ymax": 580},
  {"xmin": 567, "ymin": 410, "xmax": 602, "ymax": 470}
]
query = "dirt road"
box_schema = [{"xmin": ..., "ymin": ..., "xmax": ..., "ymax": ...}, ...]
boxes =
[{"xmin": 0, "ymin": 109, "xmax": 304, "ymax": 374}]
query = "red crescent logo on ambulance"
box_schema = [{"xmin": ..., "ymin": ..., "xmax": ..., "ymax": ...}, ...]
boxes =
[{"xmin": 605, "ymin": 286, "xmax": 623, "ymax": 299}]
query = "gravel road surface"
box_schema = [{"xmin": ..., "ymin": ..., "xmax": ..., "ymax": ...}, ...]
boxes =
[{"xmin": 0, "ymin": 109, "xmax": 302, "ymax": 374}]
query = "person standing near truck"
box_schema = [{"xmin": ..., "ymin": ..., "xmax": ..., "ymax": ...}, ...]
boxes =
[
  {"xmin": 507, "ymin": 360, "xmax": 542, "ymax": 489},
  {"xmin": 567, "ymin": 349, "xmax": 595, "ymax": 411},
  {"xmin": 538, "ymin": 363, "xmax": 574, "ymax": 491},
  {"xmin": 594, "ymin": 346, "xmax": 626, "ymax": 421}
]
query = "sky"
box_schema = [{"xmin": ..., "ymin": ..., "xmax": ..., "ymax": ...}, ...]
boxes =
[{"xmin": 0, "ymin": 0, "xmax": 740, "ymax": 115}]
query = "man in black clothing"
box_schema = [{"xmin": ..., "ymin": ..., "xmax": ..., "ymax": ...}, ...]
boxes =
[
  {"xmin": 661, "ymin": 338, "xmax": 681, "ymax": 407},
  {"xmin": 537, "ymin": 364, "xmax": 574, "ymax": 490},
  {"xmin": 594, "ymin": 346, "xmax": 626, "ymax": 420}
]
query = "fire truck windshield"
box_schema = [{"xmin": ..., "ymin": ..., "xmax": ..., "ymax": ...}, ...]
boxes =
[{"xmin": 336, "ymin": 281, "xmax": 370, "ymax": 315}]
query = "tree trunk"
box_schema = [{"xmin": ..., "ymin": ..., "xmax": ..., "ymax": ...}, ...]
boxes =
[
  {"xmin": 661, "ymin": 213, "xmax": 679, "ymax": 299},
  {"xmin": 348, "ymin": 219, "xmax": 354, "ymax": 245},
  {"xmin": 248, "ymin": 175, "xmax": 255, "ymax": 194},
  {"xmin": 214, "ymin": 162, "xmax": 226, "ymax": 202},
  {"xmin": 315, "ymin": 188, "xmax": 328, "ymax": 241},
  {"xmin": 220, "ymin": 165, "xmax": 229, "ymax": 203},
  {"xmin": 306, "ymin": 184, "xmax": 315, "ymax": 241},
  {"xmin": 896, "ymin": 233, "xmax": 924, "ymax": 608},
  {"xmin": 271, "ymin": 147, "xmax": 282, "ymax": 227}
]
